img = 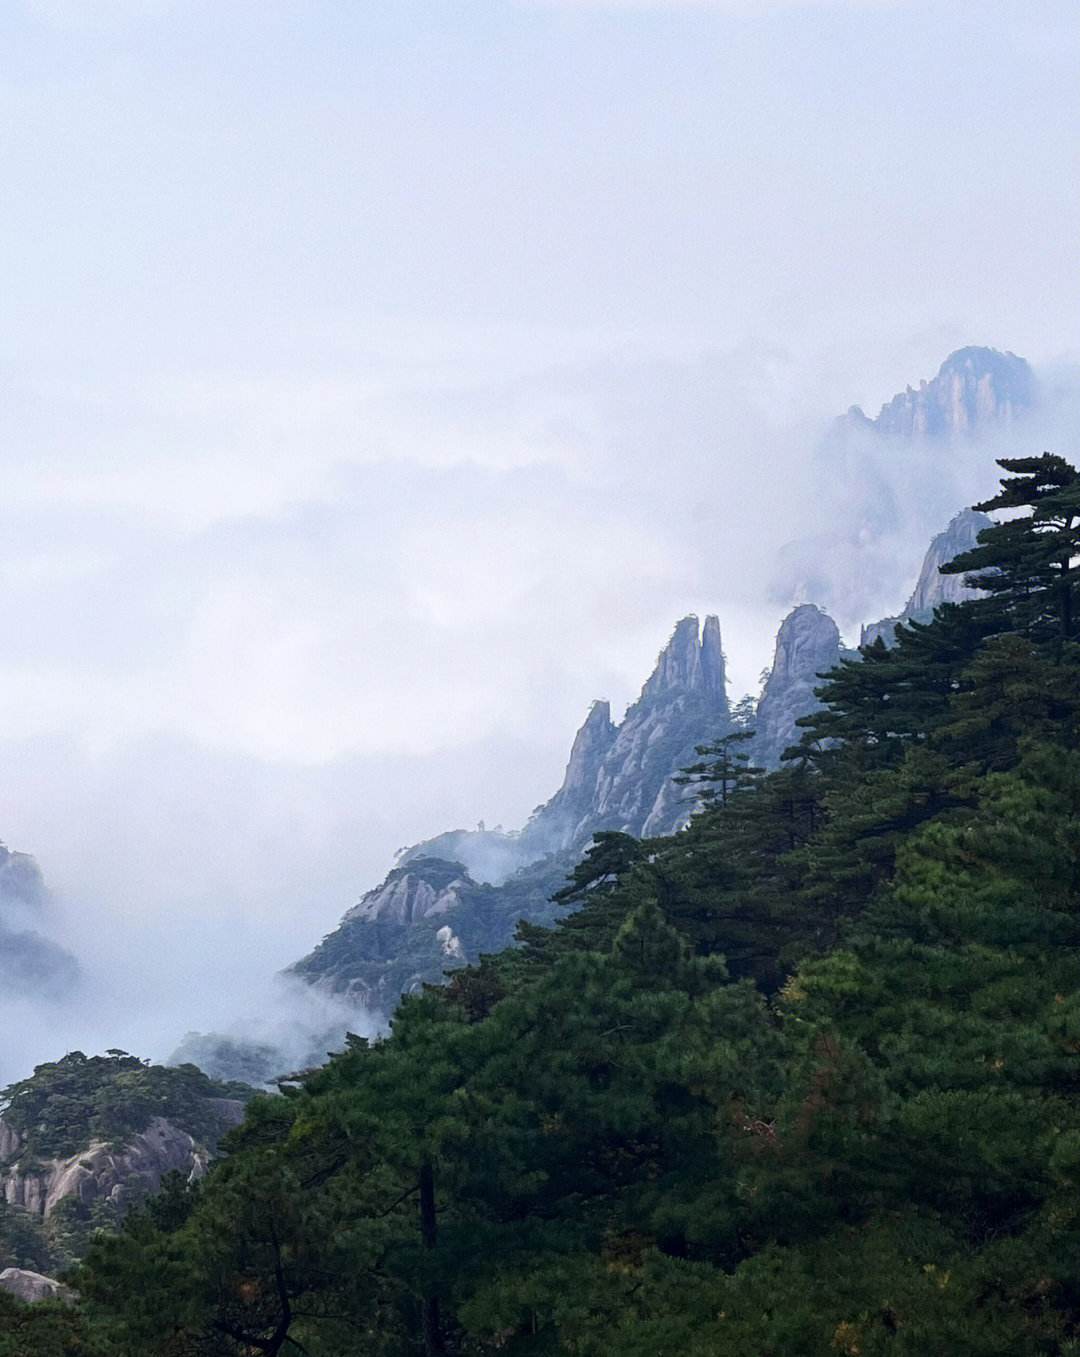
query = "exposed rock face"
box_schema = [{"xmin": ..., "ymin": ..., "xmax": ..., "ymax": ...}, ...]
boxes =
[
  {"xmin": 754, "ymin": 606, "xmax": 844, "ymax": 768},
  {"xmin": 398, "ymin": 616, "xmax": 730, "ymax": 880},
  {"xmin": 773, "ymin": 347, "xmax": 1034, "ymax": 621},
  {"xmin": 0, "ymin": 1116, "xmax": 222, "ymax": 1218},
  {"xmin": 339, "ymin": 859, "xmax": 473, "ymax": 929},
  {"xmin": 847, "ymin": 347, "xmax": 1035, "ymax": 441},
  {"xmin": 0, "ymin": 1267, "xmax": 71, "ymax": 1304},
  {"xmin": 861, "ymin": 509, "xmax": 992, "ymax": 646},
  {"xmin": 524, "ymin": 614, "xmax": 730, "ymax": 851},
  {"xmin": 288, "ymin": 852, "xmax": 569, "ymax": 1014},
  {"xmin": 521, "ymin": 700, "xmax": 617, "ymax": 852},
  {"xmin": 289, "ymin": 616, "xmax": 732, "ymax": 1019}
]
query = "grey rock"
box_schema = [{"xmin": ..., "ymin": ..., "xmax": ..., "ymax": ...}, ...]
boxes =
[
  {"xmin": 754, "ymin": 605, "xmax": 843, "ymax": 768},
  {"xmin": 0, "ymin": 1118, "xmax": 20, "ymax": 1162},
  {"xmin": 0, "ymin": 844, "xmax": 80, "ymax": 999},
  {"xmin": 340, "ymin": 860, "xmax": 473, "ymax": 929},
  {"xmin": 0, "ymin": 1267, "xmax": 72, "ymax": 1304},
  {"xmin": 0, "ymin": 1117, "xmax": 213, "ymax": 1218},
  {"xmin": 772, "ymin": 347, "xmax": 1033, "ymax": 618},
  {"xmin": 861, "ymin": 508, "xmax": 991, "ymax": 646},
  {"xmin": 524, "ymin": 614, "xmax": 731, "ymax": 850},
  {"xmin": 289, "ymin": 616, "xmax": 733, "ymax": 1019}
]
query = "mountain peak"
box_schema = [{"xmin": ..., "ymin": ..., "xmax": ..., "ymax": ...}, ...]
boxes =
[
  {"xmin": 874, "ymin": 346, "xmax": 1035, "ymax": 440},
  {"xmin": 754, "ymin": 605, "xmax": 843, "ymax": 767},
  {"xmin": 641, "ymin": 615, "xmax": 727, "ymax": 701},
  {"xmin": 861, "ymin": 507, "xmax": 993, "ymax": 646}
]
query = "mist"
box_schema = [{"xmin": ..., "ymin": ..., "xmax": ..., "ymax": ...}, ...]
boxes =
[{"xmin": 2, "ymin": 0, "xmax": 1079, "ymax": 1083}]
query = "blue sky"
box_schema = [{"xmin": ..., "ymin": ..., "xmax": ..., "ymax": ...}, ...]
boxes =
[{"xmin": 0, "ymin": 0, "xmax": 1078, "ymax": 1064}]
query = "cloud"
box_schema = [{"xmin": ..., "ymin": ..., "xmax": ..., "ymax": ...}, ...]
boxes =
[{"xmin": 523, "ymin": 0, "xmax": 905, "ymax": 10}]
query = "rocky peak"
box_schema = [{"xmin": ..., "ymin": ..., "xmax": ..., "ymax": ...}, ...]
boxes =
[
  {"xmin": 754, "ymin": 606, "xmax": 843, "ymax": 768},
  {"xmin": 561, "ymin": 700, "xmax": 617, "ymax": 794},
  {"xmin": 768, "ymin": 605, "xmax": 841, "ymax": 685},
  {"xmin": 343, "ymin": 858, "xmax": 474, "ymax": 929},
  {"xmin": 853, "ymin": 347, "xmax": 1035, "ymax": 441},
  {"xmin": 641, "ymin": 615, "xmax": 725, "ymax": 701},
  {"xmin": 907, "ymin": 508, "xmax": 992, "ymax": 614},
  {"xmin": 861, "ymin": 508, "xmax": 992, "ymax": 646},
  {"xmin": 0, "ymin": 844, "xmax": 79, "ymax": 1001}
]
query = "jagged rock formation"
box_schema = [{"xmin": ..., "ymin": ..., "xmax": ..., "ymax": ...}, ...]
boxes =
[
  {"xmin": 840, "ymin": 347, "xmax": 1035, "ymax": 442},
  {"xmin": 0, "ymin": 1267, "xmax": 71, "ymax": 1304},
  {"xmin": 0, "ymin": 1115, "xmax": 230, "ymax": 1218},
  {"xmin": 772, "ymin": 346, "xmax": 1034, "ymax": 620},
  {"xmin": 861, "ymin": 509, "xmax": 992, "ymax": 646},
  {"xmin": 527, "ymin": 615, "xmax": 729, "ymax": 850},
  {"xmin": 289, "ymin": 617, "xmax": 732, "ymax": 1017},
  {"xmin": 399, "ymin": 616, "xmax": 731, "ymax": 881},
  {"xmin": 754, "ymin": 606, "xmax": 845, "ymax": 768},
  {"xmin": 0, "ymin": 844, "xmax": 79, "ymax": 1000}
]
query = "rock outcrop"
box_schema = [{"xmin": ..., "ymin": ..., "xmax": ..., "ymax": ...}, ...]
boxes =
[
  {"xmin": 288, "ymin": 616, "xmax": 732, "ymax": 1019},
  {"xmin": 772, "ymin": 347, "xmax": 1033, "ymax": 621},
  {"xmin": 0, "ymin": 848, "xmax": 47, "ymax": 909},
  {"xmin": 861, "ymin": 509, "xmax": 992, "ymax": 646},
  {"xmin": 288, "ymin": 852, "xmax": 567, "ymax": 1014},
  {"xmin": 754, "ymin": 606, "xmax": 844, "ymax": 768},
  {"xmin": 527, "ymin": 614, "xmax": 730, "ymax": 850},
  {"xmin": 839, "ymin": 347, "xmax": 1035, "ymax": 442},
  {"xmin": 0, "ymin": 1112, "xmax": 242, "ymax": 1219},
  {"xmin": 0, "ymin": 1267, "xmax": 71, "ymax": 1304}
]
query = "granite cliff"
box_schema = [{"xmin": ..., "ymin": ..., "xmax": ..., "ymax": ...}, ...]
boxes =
[
  {"xmin": 0, "ymin": 1052, "xmax": 252, "ymax": 1273},
  {"xmin": 287, "ymin": 495, "xmax": 1004, "ymax": 1021},
  {"xmin": 753, "ymin": 605, "xmax": 846, "ymax": 768},
  {"xmin": 772, "ymin": 346, "xmax": 1034, "ymax": 619},
  {"xmin": 861, "ymin": 508, "xmax": 991, "ymax": 646},
  {"xmin": 289, "ymin": 616, "xmax": 732, "ymax": 1014},
  {"xmin": 838, "ymin": 346, "xmax": 1035, "ymax": 442}
]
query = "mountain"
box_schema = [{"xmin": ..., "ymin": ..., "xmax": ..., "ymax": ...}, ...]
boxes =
[
  {"xmin": 861, "ymin": 508, "xmax": 992, "ymax": 646},
  {"xmin": 839, "ymin": 346, "xmax": 1036, "ymax": 441},
  {"xmin": 286, "ymin": 496, "xmax": 999, "ymax": 1021},
  {"xmin": 0, "ymin": 844, "xmax": 79, "ymax": 1001},
  {"xmin": 397, "ymin": 614, "xmax": 731, "ymax": 881},
  {"xmin": 0, "ymin": 1052, "xmax": 252, "ymax": 1274},
  {"xmin": 753, "ymin": 605, "xmax": 846, "ymax": 768},
  {"xmin": 771, "ymin": 346, "xmax": 1034, "ymax": 620},
  {"xmin": 288, "ymin": 616, "xmax": 732, "ymax": 1015}
]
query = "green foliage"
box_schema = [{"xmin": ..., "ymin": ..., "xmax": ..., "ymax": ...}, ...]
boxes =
[
  {"xmin": 1, "ymin": 1051, "xmax": 254, "ymax": 1164},
  {"xmin": 17, "ymin": 452, "xmax": 1080, "ymax": 1353}
]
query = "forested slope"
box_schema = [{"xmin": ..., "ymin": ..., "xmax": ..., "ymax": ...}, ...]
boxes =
[{"xmin": 7, "ymin": 453, "xmax": 1080, "ymax": 1355}]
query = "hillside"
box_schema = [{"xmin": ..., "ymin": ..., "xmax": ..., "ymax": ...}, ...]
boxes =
[{"xmin": 38, "ymin": 450, "xmax": 1080, "ymax": 1356}]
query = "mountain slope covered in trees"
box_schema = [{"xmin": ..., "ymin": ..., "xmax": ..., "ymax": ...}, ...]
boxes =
[{"xmin": 14, "ymin": 451, "xmax": 1078, "ymax": 1355}]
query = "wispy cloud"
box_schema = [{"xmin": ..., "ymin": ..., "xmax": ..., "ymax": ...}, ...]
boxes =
[{"xmin": 522, "ymin": 0, "xmax": 905, "ymax": 10}]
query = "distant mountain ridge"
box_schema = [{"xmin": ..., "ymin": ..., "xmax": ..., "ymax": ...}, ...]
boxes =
[
  {"xmin": 838, "ymin": 346, "xmax": 1035, "ymax": 442},
  {"xmin": 286, "ymin": 346, "xmax": 1019, "ymax": 1023},
  {"xmin": 288, "ymin": 617, "xmax": 734, "ymax": 1012}
]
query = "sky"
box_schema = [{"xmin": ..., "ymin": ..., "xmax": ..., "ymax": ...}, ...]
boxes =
[{"xmin": 1, "ymin": 0, "xmax": 1078, "ymax": 1073}]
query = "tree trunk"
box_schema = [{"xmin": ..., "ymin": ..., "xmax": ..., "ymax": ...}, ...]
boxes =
[{"xmin": 419, "ymin": 1159, "xmax": 443, "ymax": 1355}]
